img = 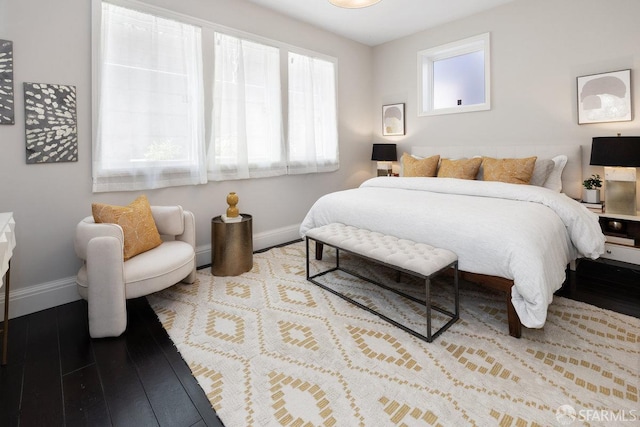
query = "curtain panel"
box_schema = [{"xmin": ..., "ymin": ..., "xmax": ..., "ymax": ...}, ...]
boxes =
[
  {"xmin": 93, "ymin": 2, "xmax": 207, "ymax": 192},
  {"xmin": 207, "ymin": 33, "xmax": 286, "ymax": 181},
  {"xmin": 287, "ymin": 52, "xmax": 339, "ymax": 175}
]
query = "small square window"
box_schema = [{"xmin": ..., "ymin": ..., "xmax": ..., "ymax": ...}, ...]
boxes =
[{"xmin": 418, "ymin": 33, "xmax": 491, "ymax": 116}]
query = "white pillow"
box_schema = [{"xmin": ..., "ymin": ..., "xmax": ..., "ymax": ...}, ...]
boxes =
[
  {"xmin": 542, "ymin": 155, "xmax": 568, "ymax": 192},
  {"xmin": 529, "ymin": 159, "xmax": 555, "ymax": 187}
]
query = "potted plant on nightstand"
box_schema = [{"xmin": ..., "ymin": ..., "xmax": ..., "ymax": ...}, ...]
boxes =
[{"xmin": 582, "ymin": 174, "xmax": 602, "ymax": 203}]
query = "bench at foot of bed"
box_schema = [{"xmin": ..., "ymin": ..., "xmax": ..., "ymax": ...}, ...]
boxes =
[{"xmin": 305, "ymin": 223, "xmax": 459, "ymax": 343}]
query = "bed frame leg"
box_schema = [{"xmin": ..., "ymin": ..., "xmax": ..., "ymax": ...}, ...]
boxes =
[
  {"xmin": 507, "ymin": 296, "xmax": 522, "ymax": 338},
  {"xmin": 315, "ymin": 242, "xmax": 324, "ymax": 260}
]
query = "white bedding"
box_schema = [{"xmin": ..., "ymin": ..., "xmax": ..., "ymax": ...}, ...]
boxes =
[{"xmin": 299, "ymin": 177, "xmax": 605, "ymax": 329}]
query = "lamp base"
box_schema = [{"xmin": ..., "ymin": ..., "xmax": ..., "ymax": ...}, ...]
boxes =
[
  {"xmin": 376, "ymin": 161, "xmax": 392, "ymax": 176},
  {"xmin": 605, "ymin": 181, "xmax": 637, "ymax": 215},
  {"xmin": 604, "ymin": 167, "xmax": 637, "ymax": 216}
]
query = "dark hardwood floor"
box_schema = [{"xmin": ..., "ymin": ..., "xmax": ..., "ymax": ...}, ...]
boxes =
[
  {"xmin": 0, "ymin": 259, "xmax": 638, "ymax": 427},
  {"xmin": 0, "ymin": 288, "xmax": 224, "ymax": 427}
]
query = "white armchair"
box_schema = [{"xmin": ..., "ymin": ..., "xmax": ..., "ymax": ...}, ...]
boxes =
[{"xmin": 74, "ymin": 205, "xmax": 196, "ymax": 338}]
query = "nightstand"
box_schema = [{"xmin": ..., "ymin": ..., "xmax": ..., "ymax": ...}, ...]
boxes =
[{"xmin": 597, "ymin": 212, "xmax": 640, "ymax": 266}]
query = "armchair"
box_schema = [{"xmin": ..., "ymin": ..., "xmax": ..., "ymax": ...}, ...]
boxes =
[{"xmin": 74, "ymin": 205, "xmax": 196, "ymax": 338}]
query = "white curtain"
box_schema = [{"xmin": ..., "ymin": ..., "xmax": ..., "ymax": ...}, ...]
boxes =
[
  {"xmin": 208, "ymin": 33, "xmax": 285, "ymax": 181},
  {"xmin": 287, "ymin": 52, "xmax": 339, "ymax": 175},
  {"xmin": 93, "ymin": 2, "xmax": 207, "ymax": 192}
]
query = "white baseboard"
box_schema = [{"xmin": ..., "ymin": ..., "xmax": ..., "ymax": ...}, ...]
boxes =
[
  {"xmin": 196, "ymin": 223, "xmax": 301, "ymax": 267},
  {"xmin": 0, "ymin": 276, "xmax": 80, "ymax": 320},
  {"xmin": 0, "ymin": 224, "xmax": 302, "ymax": 320}
]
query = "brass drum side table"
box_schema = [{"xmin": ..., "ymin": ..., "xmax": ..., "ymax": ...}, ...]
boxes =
[{"xmin": 211, "ymin": 214, "xmax": 253, "ymax": 276}]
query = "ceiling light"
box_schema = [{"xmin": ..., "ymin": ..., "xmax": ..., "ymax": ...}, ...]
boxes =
[{"xmin": 329, "ymin": 0, "xmax": 381, "ymax": 9}]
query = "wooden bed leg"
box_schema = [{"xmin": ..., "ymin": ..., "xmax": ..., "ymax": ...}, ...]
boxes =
[
  {"xmin": 456, "ymin": 270, "xmax": 522, "ymax": 338},
  {"xmin": 506, "ymin": 295, "xmax": 522, "ymax": 338},
  {"xmin": 315, "ymin": 242, "xmax": 324, "ymax": 260}
]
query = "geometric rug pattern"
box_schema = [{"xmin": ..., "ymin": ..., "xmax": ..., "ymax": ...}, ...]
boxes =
[{"xmin": 148, "ymin": 242, "xmax": 639, "ymax": 426}]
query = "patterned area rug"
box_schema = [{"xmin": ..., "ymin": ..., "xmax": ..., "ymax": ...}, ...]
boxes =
[{"xmin": 148, "ymin": 242, "xmax": 639, "ymax": 426}]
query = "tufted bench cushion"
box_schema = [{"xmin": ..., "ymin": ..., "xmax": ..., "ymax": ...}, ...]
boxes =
[
  {"xmin": 305, "ymin": 223, "xmax": 459, "ymax": 342},
  {"xmin": 305, "ymin": 223, "xmax": 457, "ymax": 278}
]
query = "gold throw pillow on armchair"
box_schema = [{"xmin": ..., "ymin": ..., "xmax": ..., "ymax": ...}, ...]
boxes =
[{"xmin": 92, "ymin": 195, "xmax": 163, "ymax": 260}]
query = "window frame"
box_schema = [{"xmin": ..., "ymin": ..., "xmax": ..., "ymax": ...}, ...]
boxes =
[{"xmin": 417, "ymin": 32, "xmax": 491, "ymax": 117}]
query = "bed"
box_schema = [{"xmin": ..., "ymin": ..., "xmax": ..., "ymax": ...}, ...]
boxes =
[{"xmin": 299, "ymin": 144, "xmax": 605, "ymax": 337}]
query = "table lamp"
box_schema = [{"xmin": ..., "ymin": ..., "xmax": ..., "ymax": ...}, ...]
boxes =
[
  {"xmin": 371, "ymin": 143, "xmax": 397, "ymax": 176},
  {"xmin": 590, "ymin": 136, "xmax": 640, "ymax": 215}
]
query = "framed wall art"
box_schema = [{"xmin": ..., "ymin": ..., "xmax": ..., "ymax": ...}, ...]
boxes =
[
  {"xmin": 382, "ymin": 103, "xmax": 405, "ymax": 136},
  {"xmin": 24, "ymin": 82, "xmax": 78, "ymax": 163},
  {"xmin": 577, "ymin": 69, "xmax": 632, "ymax": 124},
  {"xmin": 0, "ymin": 39, "xmax": 14, "ymax": 125}
]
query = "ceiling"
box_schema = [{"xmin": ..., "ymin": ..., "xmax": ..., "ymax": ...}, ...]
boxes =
[{"xmin": 246, "ymin": 0, "xmax": 518, "ymax": 46}]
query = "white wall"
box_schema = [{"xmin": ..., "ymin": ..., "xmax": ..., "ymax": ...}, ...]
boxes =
[
  {"xmin": 372, "ymin": 0, "xmax": 640, "ymax": 196},
  {"xmin": 0, "ymin": 0, "xmax": 374, "ymax": 317}
]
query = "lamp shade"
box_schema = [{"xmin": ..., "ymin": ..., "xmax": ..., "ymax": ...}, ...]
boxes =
[
  {"xmin": 590, "ymin": 136, "xmax": 640, "ymax": 167},
  {"xmin": 371, "ymin": 143, "xmax": 397, "ymax": 161}
]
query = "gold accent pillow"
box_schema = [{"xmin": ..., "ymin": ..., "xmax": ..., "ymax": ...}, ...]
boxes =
[
  {"xmin": 92, "ymin": 195, "xmax": 163, "ymax": 260},
  {"xmin": 401, "ymin": 153, "xmax": 440, "ymax": 177},
  {"xmin": 482, "ymin": 156, "xmax": 537, "ymax": 185},
  {"xmin": 437, "ymin": 157, "xmax": 482, "ymax": 180}
]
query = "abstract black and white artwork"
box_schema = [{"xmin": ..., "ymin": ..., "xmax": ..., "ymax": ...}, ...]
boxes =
[
  {"xmin": 24, "ymin": 83, "xmax": 78, "ymax": 163},
  {"xmin": 0, "ymin": 39, "xmax": 14, "ymax": 125},
  {"xmin": 577, "ymin": 69, "xmax": 632, "ymax": 124}
]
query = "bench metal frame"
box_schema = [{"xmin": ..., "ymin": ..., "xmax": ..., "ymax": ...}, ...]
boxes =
[{"xmin": 305, "ymin": 236, "xmax": 459, "ymax": 343}]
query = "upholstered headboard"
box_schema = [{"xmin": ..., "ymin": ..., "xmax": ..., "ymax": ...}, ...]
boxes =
[{"xmin": 410, "ymin": 145, "xmax": 583, "ymax": 200}]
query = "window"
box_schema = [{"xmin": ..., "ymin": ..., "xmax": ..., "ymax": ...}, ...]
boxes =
[
  {"xmin": 208, "ymin": 33, "xmax": 285, "ymax": 181},
  {"xmin": 418, "ymin": 33, "xmax": 490, "ymax": 116},
  {"xmin": 93, "ymin": 1, "xmax": 206, "ymax": 192},
  {"xmin": 93, "ymin": 0, "xmax": 339, "ymax": 190},
  {"xmin": 288, "ymin": 52, "xmax": 339, "ymax": 174}
]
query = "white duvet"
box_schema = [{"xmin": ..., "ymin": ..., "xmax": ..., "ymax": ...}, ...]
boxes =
[{"xmin": 299, "ymin": 177, "xmax": 605, "ymax": 329}]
